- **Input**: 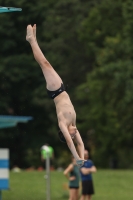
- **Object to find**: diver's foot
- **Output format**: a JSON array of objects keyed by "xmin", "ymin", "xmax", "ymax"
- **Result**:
[
  {"xmin": 33, "ymin": 24, "xmax": 37, "ymax": 41},
  {"xmin": 26, "ymin": 25, "xmax": 36, "ymax": 43},
  {"xmin": 76, "ymin": 160, "xmax": 85, "ymax": 168}
]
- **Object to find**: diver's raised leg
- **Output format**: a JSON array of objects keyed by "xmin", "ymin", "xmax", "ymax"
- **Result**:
[{"xmin": 26, "ymin": 24, "xmax": 62, "ymax": 91}]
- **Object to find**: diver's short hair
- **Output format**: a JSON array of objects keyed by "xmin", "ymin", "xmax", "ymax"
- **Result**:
[{"xmin": 58, "ymin": 129, "xmax": 66, "ymax": 143}]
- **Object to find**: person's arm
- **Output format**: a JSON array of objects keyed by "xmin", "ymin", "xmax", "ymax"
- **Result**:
[
  {"xmin": 74, "ymin": 130, "xmax": 85, "ymax": 160},
  {"xmin": 63, "ymin": 164, "xmax": 73, "ymax": 179},
  {"xmin": 80, "ymin": 166, "xmax": 97, "ymax": 175},
  {"xmin": 59, "ymin": 122, "xmax": 81, "ymax": 161}
]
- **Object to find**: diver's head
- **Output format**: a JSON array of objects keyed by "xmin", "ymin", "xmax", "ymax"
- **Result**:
[
  {"xmin": 58, "ymin": 126, "xmax": 77, "ymax": 143},
  {"xmin": 68, "ymin": 125, "xmax": 77, "ymax": 139}
]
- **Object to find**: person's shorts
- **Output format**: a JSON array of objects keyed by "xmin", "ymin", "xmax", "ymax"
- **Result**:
[
  {"xmin": 47, "ymin": 83, "xmax": 65, "ymax": 99},
  {"xmin": 69, "ymin": 186, "xmax": 79, "ymax": 189},
  {"xmin": 81, "ymin": 180, "xmax": 94, "ymax": 195}
]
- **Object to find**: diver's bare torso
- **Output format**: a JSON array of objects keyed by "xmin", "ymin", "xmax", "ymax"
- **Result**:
[{"xmin": 54, "ymin": 91, "xmax": 76, "ymax": 126}]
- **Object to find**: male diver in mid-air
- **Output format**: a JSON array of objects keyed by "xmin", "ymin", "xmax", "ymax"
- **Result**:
[{"xmin": 26, "ymin": 24, "xmax": 85, "ymax": 167}]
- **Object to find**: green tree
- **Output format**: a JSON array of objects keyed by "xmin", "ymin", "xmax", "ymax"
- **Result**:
[
  {"xmin": 76, "ymin": 0, "xmax": 133, "ymax": 168},
  {"xmin": 0, "ymin": 0, "xmax": 95, "ymax": 168}
]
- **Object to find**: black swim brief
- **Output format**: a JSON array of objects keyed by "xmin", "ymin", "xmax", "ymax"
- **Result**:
[{"xmin": 47, "ymin": 83, "xmax": 65, "ymax": 99}]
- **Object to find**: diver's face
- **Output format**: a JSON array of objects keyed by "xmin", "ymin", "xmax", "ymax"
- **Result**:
[{"xmin": 68, "ymin": 126, "xmax": 77, "ymax": 139}]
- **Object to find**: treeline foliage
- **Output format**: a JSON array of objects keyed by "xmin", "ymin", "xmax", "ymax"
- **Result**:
[
  {"xmin": 76, "ymin": 0, "xmax": 133, "ymax": 168},
  {"xmin": 0, "ymin": 0, "xmax": 133, "ymax": 168}
]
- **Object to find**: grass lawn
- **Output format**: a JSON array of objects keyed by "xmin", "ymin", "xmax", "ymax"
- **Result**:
[{"xmin": 2, "ymin": 169, "xmax": 133, "ymax": 200}]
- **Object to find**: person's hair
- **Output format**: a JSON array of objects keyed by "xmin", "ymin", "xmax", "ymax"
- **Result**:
[{"xmin": 58, "ymin": 129, "xmax": 66, "ymax": 143}]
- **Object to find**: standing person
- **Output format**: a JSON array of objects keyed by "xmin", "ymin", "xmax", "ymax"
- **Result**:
[
  {"xmin": 41, "ymin": 144, "xmax": 54, "ymax": 170},
  {"xmin": 64, "ymin": 157, "xmax": 80, "ymax": 200},
  {"xmin": 26, "ymin": 24, "xmax": 85, "ymax": 167},
  {"xmin": 80, "ymin": 150, "xmax": 97, "ymax": 200}
]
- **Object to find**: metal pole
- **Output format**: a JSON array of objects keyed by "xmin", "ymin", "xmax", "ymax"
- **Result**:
[
  {"xmin": 0, "ymin": 190, "xmax": 2, "ymax": 200},
  {"xmin": 46, "ymin": 152, "xmax": 50, "ymax": 200}
]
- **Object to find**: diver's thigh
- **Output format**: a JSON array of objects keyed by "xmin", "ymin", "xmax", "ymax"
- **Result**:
[{"xmin": 42, "ymin": 67, "xmax": 63, "ymax": 90}]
